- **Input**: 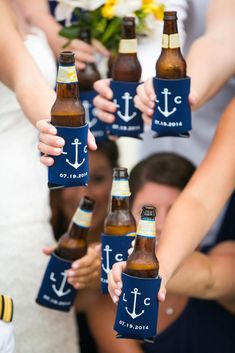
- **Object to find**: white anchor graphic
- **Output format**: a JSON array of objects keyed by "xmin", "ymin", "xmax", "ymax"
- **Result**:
[
  {"xmin": 156, "ymin": 88, "xmax": 182, "ymax": 117},
  {"xmin": 50, "ymin": 271, "xmax": 71, "ymax": 297},
  {"xmin": 125, "ymin": 288, "xmax": 145, "ymax": 319},
  {"xmin": 101, "ymin": 245, "xmax": 112, "ymax": 274},
  {"xmin": 61, "ymin": 138, "xmax": 86, "ymax": 169},
  {"xmin": 82, "ymin": 100, "xmax": 98, "ymax": 128},
  {"xmin": 114, "ymin": 92, "xmax": 136, "ymax": 123}
]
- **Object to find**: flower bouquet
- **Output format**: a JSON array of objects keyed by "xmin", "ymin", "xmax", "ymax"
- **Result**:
[{"xmin": 53, "ymin": 0, "xmax": 164, "ymax": 53}]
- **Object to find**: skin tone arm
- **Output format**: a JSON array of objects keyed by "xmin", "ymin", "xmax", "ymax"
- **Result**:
[
  {"xmin": 108, "ymin": 242, "xmax": 235, "ymax": 314},
  {"xmin": 0, "ymin": 0, "xmax": 55, "ymax": 126},
  {"xmin": 156, "ymin": 96, "xmax": 235, "ymax": 297},
  {"xmin": 17, "ymin": 0, "xmax": 109, "ymax": 68}
]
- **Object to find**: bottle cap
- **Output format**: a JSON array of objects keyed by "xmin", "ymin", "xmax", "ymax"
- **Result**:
[
  {"xmin": 80, "ymin": 196, "xmax": 95, "ymax": 212},
  {"xmin": 141, "ymin": 205, "xmax": 156, "ymax": 218},
  {"xmin": 164, "ymin": 11, "xmax": 177, "ymax": 20},
  {"xmin": 113, "ymin": 167, "xmax": 128, "ymax": 179},
  {"xmin": 59, "ymin": 51, "xmax": 75, "ymax": 65}
]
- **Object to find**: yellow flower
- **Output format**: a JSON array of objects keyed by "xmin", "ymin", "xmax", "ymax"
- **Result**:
[
  {"xmin": 101, "ymin": 4, "xmax": 116, "ymax": 19},
  {"xmin": 142, "ymin": 2, "xmax": 164, "ymax": 20}
]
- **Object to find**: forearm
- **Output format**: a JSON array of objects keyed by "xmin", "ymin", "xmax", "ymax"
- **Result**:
[
  {"xmin": 187, "ymin": 35, "xmax": 235, "ymax": 109},
  {"xmin": 157, "ymin": 98, "xmax": 235, "ymax": 283},
  {"xmin": 167, "ymin": 242, "xmax": 235, "ymax": 301},
  {"xmin": 187, "ymin": 0, "xmax": 235, "ymax": 109},
  {"xmin": 15, "ymin": 76, "xmax": 55, "ymax": 126}
]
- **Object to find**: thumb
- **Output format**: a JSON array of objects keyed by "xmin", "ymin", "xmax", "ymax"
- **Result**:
[
  {"xmin": 157, "ymin": 278, "xmax": 166, "ymax": 302},
  {"xmin": 42, "ymin": 246, "xmax": 55, "ymax": 256}
]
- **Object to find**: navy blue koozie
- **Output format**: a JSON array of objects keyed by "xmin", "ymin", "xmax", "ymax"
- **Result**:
[
  {"xmin": 48, "ymin": 123, "xmax": 89, "ymax": 188},
  {"xmin": 114, "ymin": 273, "xmax": 161, "ymax": 341},
  {"xmin": 80, "ymin": 90, "xmax": 108, "ymax": 141},
  {"xmin": 101, "ymin": 234, "xmax": 134, "ymax": 294},
  {"xmin": 151, "ymin": 77, "xmax": 192, "ymax": 137},
  {"xmin": 108, "ymin": 80, "xmax": 143, "ymax": 139},
  {"xmin": 36, "ymin": 252, "xmax": 77, "ymax": 312}
]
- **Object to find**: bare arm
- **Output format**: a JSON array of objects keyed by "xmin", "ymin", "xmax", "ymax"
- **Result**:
[
  {"xmin": 0, "ymin": 0, "xmax": 55, "ymax": 126},
  {"xmin": 157, "ymin": 96, "xmax": 235, "ymax": 285},
  {"xmin": 187, "ymin": 0, "xmax": 235, "ymax": 109},
  {"xmin": 167, "ymin": 242, "xmax": 235, "ymax": 304}
]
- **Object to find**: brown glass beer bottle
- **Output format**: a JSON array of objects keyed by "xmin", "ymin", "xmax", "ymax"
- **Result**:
[
  {"xmin": 51, "ymin": 51, "xmax": 85, "ymax": 127},
  {"xmin": 78, "ymin": 28, "xmax": 101, "ymax": 91},
  {"xmin": 112, "ymin": 17, "xmax": 142, "ymax": 82},
  {"xmin": 125, "ymin": 205, "xmax": 159, "ymax": 278},
  {"xmin": 104, "ymin": 167, "xmax": 136, "ymax": 236},
  {"xmin": 156, "ymin": 11, "xmax": 186, "ymax": 79},
  {"xmin": 55, "ymin": 196, "xmax": 95, "ymax": 261}
]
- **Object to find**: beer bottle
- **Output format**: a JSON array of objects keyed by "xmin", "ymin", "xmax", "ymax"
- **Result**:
[
  {"xmin": 156, "ymin": 11, "xmax": 186, "ymax": 79},
  {"xmin": 125, "ymin": 205, "xmax": 159, "ymax": 278},
  {"xmin": 55, "ymin": 196, "xmax": 95, "ymax": 261},
  {"xmin": 104, "ymin": 167, "xmax": 136, "ymax": 236},
  {"xmin": 112, "ymin": 16, "xmax": 142, "ymax": 82},
  {"xmin": 78, "ymin": 28, "xmax": 101, "ymax": 91},
  {"xmin": 51, "ymin": 51, "xmax": 85, "ymax": 127}
]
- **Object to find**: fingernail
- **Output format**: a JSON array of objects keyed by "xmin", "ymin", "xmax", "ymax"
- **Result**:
[
  {"xmin": 114, "ymin": 289, "xmax": 121, "ymax": 296},
  {"xmin": 74, "ymin": 283, "xmax": 80, "ymax": 289},
  {"xmin": 112, "ymin": 296, "xmax": 119, "ymax": 304},
  {"xmin": 159, "ymin": 292, "xmax": 165, "ymax": 301},
  {"xmin": 49, "ymin": 127, "xmax": 57, "ymax": 134},
  {"xmin": 150, "ymin": 94, "xmax": 156, "ymax": 101},
  {"xmin": 56, "ymin": 138, "xmax": 65, "ymax": 146},
  {"xmin": 117, "ymin": 281, "xmax": 122, "ymax": 289},
  {"xmin": 147, "ymin": 108, "xmax": 154, "ymax": 115},
  {"xmin": 72, "ymin": 262, "xmax": 79, "ymax": 270},
  {"xmin": 148, "ymin": 101, "xmax": 155, "ymax": 109},
  {"xmin": 67, "ymin": 270, "xmax": 75, "ymax": 277},
  {"xmin": 54, "ymin": 147, "xmax": 61, "ymax": 154}
]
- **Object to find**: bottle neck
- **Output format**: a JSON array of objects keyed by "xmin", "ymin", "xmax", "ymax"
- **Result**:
[
  {"xmin": 119, "ymin": 22, "xmax": 137, "ymax": 54},
  {"xmin": 162, "ymin": 20, "xmax": 180, "ymax": 50},
  {"xmin": 134, "ymin": 234, "xmax": 156, "ymax": 254},
  {"xmin": 56, "ymin": 64, "xmax": 79, "ymax": 99},
  {"xmin": 110, "ymin": 197, "xmax": 130, "ymax": 212}
]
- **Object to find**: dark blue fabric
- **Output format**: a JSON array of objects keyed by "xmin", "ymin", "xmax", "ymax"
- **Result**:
[
  {"xmin": 80, "ymin": 90, "xmax": 108, "ymax": 141},
  {"xmin": 142, "ymin": 298, "xmax": 235, "ymax": 353},
  {"xmin": 36, "ymin": 252, "xmax": 77, "ymax": 312},
  {"xmin": 114, "ymin": 273, "xmax": 161, "ymax": 341},
  {"xmin": 151, "ymin": 77, "xmax": 191, "ymax": 137},
  {"xmin": 48, "ymin": 124, "xmax": 89, "ymax": 187},
  {"xmin": 101, "ymin": 234, "xmax": 134, "ymax": 293},
  {"xmin": 108, "ymin": 80, "xmax": 144, "ymax": 138}
]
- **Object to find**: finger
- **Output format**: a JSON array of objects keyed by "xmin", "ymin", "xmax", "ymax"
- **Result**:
[
  {"xmin": 111, "ymin": 261, "xmax": 126, "ymax": 289},
  {"xmin": 157, "ymin": 282, "xmax": 166, "ymax": 302},
  {"xmin": 94, "ymin": 79, "xmax": 112, "ymax": 100},
  {"xmin": 142, "ymin": 113, "xmax": 152, "ymax": 126},
  {"xmin": 37, "ymin": 141, "xmax": 62, "ymax": 156},
  {"xmin": 144, "ymin": 78, "xmax": 156, "ymax": 101},
  {"xmin": 39, "ymin": 133, "xmax": 65, "ymax": 148},
  {"xmin": 134, "ymin": 95, "xmax": 154, "ymax": 117},
  {"xmin": 40, "ymin": 154, "xmax": 54, "ymax": 167},
  {"xmin": 75, "ymin": 51, "xmax": 95, "ymax": 63},
  {"xmin": 92, "ymin": 39, "xmax": 110, "ymax": 57},
  {"xmin": 136, "ymin": 83, "xmax": 153, "ymax": 107},
  {"xmin": 71, "ymin": 39, "xmax": 94, "ymax": 54},
  {"xmin": 76, "ymin": 61, "xmax": 86, "ymax": 70},
  {"xmin": 189, "ymin": 90, "xmax": 198, "ymax": 108},
  {"xmin": 42, "ymin": 246, "xmax": 55, "ymax": 255},
  {"xmin": 68, "ymin": 270, "xmax": 100, "ymax": 288},
  {"xmin": 128, "ymin": 247, "xmax": 133, "ymax": 256},
  {"xmin": 71, "ymin": 247, "xmax": 100, "ymax": 270},
  {"xmin": 36, "ymin": 120, "xmax": 57, "ymax": 135},
  {"xmin": 96, "ymin": 108, "xmax": 115, "ymax": 124},
  {"xmin": 88, "ymin": 130, "xmax": 97, "ymax": 151},
  {"xmin": 93, "ymin": 95, "xmax": 116, "ymax": 113},
  {"xmin": 108, "ymin": 270, "xmax": 119, "ymax": 302}
]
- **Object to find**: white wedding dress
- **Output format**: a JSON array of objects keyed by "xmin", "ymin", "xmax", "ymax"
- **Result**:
[{"xmin": 0, "ymin": 28, "xmax": 79, "ymax": 353}]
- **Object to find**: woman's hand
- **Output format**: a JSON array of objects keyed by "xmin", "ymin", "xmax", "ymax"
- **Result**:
[
  {"xmin": 36, "ymin": 120, "xmax": 97, "ymax": 167},
  {"xmin": 108, "ymin": 260, "xmax": 167, "ymax": 304},
  {"xmin": 67, "ymin": 244, "xmax": 101, "ymax": 290},
  {"xmin": 134, "ymin": 78, "xmax": 199, "ymax": 126},
  {"xmin": 93, "ymin": 79, "xmax": 117, "ymax": 124},
  {"xmin": 66, "ymin": 39, "xmax": 109, "ymax": 70}
]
